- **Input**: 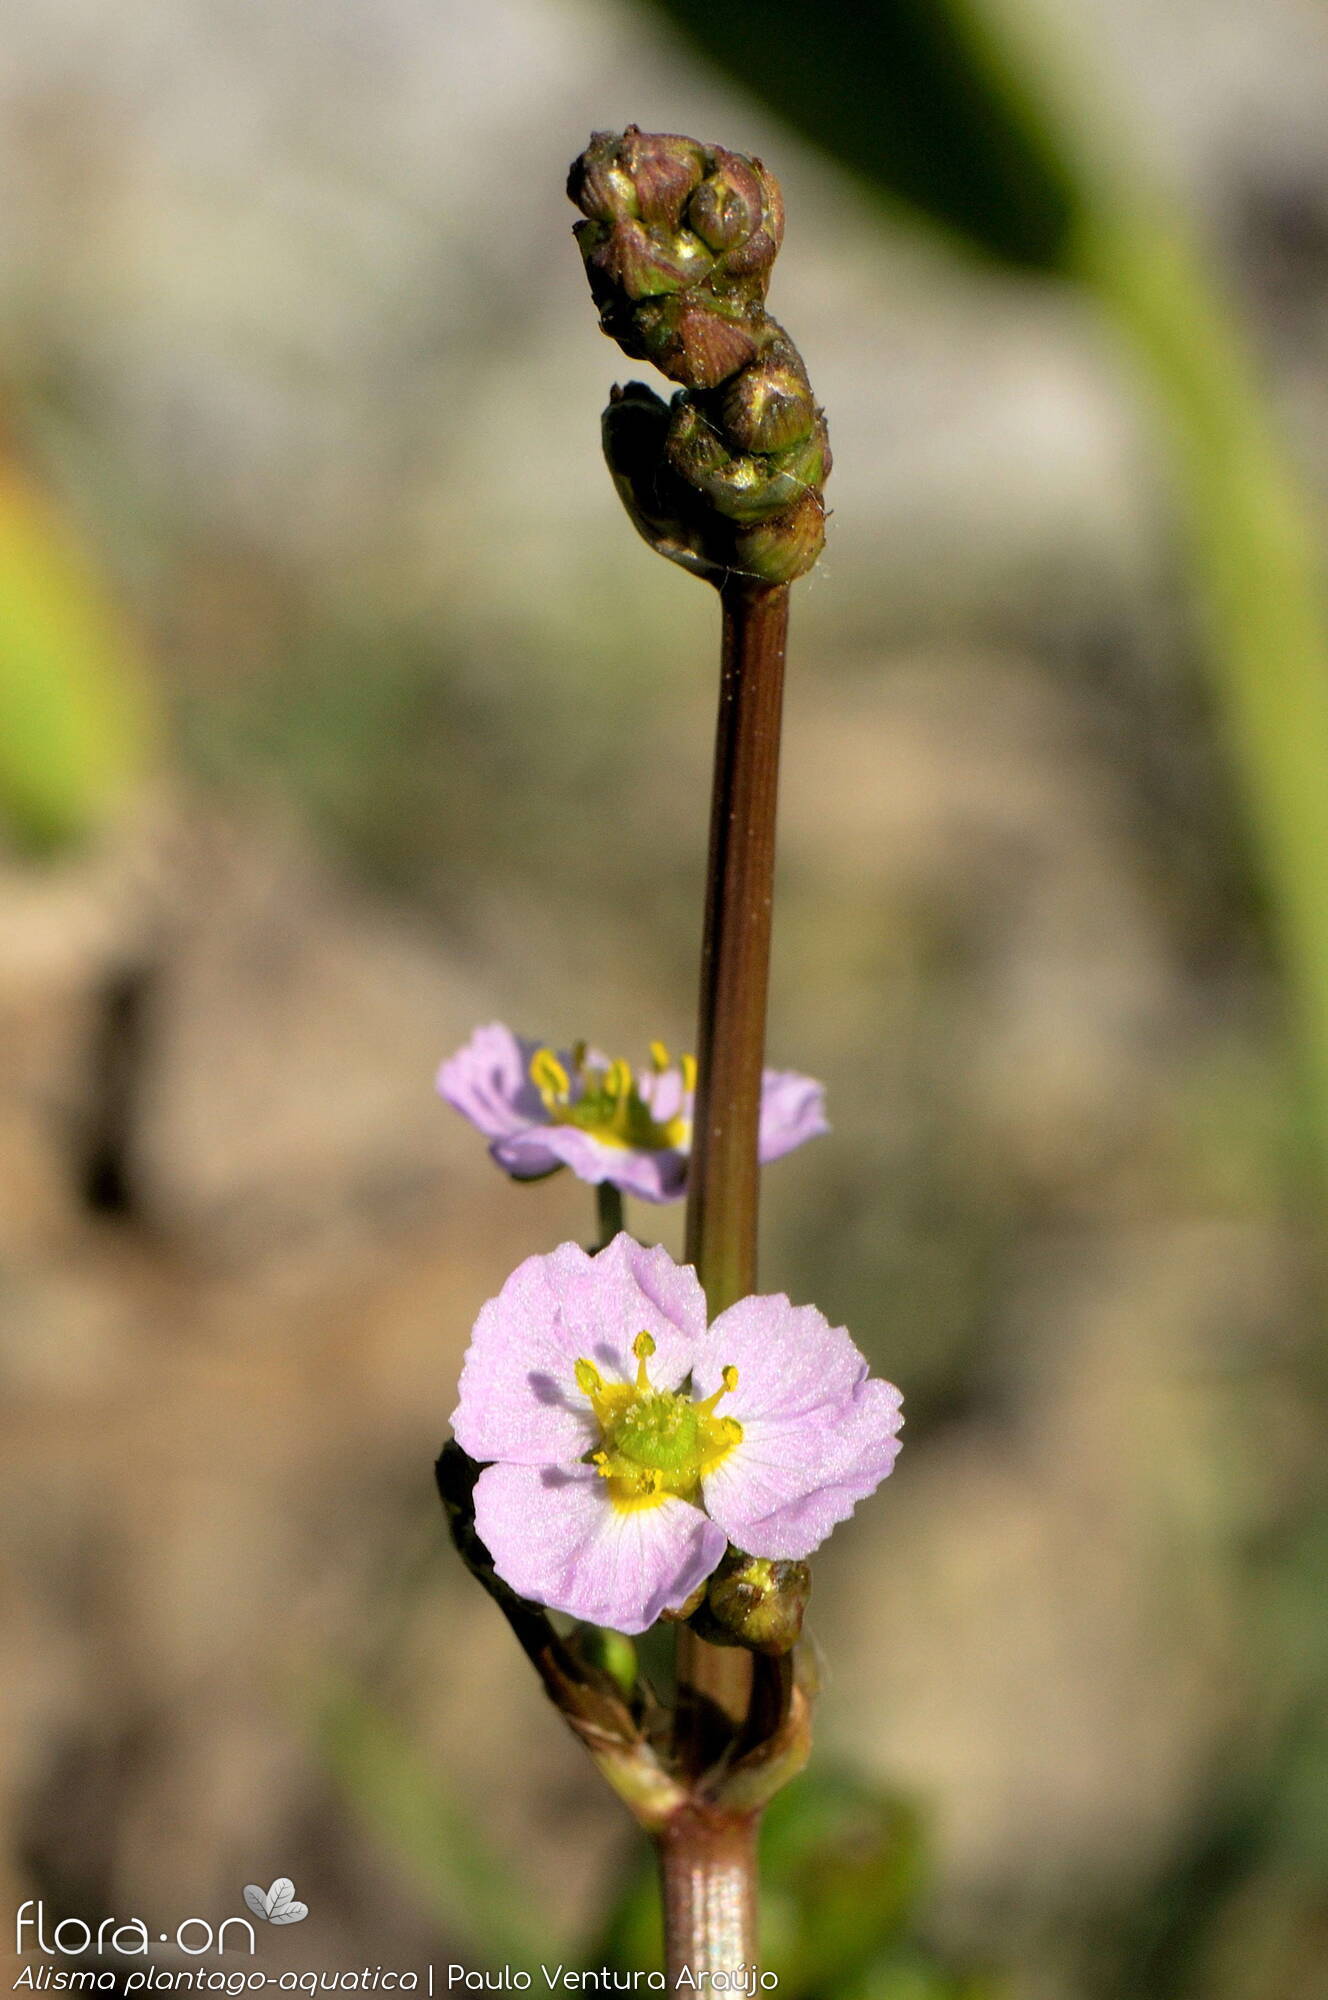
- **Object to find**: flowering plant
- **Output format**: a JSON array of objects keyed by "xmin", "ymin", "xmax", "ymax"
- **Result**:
[{"xmin": 435, "ymin": 127, "xmax": 900, "ymax": 1988}]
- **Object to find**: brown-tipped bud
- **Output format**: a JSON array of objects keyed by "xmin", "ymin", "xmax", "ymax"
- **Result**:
[
  {"xmin": 722, "ymin": 353, "xmax": 816, "ymax": 454},
  {"xmin": 691, "ymin": 1551, "xmax": 811, "ymax": 1655},
  {"xmin": 568, "ymin": 133, "xmax": 642, "ymax": 223},
  {"xmin": 571, "ymin": 129, "xmax": 829, "ymax": 587},
  {"xmin": 618, "ymin": 125, "xmax": 707, "ymax": 227},
  {"xmin": 618, "ymin": 296, "xmax": 760, "ymax": 390},
  {"xmin": 570, "ymin": 127, "xmax": 708, "ymax": 234},
  {"xmin": 578, "ymin": 216, "xmax": 711, "ymax": 304},
  {"xmin": 687, "ymin": 151, "xmax": 764, "ymax": 253},
  {"xmin": 687, "ymin": 150, "xmax": 784, "ymax": 281},
  {"xmin": 732, "ymin": 489, "xmax": 827, "ymax": 585}
]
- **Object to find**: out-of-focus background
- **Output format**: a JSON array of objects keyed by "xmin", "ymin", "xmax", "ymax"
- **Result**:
[{"xmin": 3, "ymin": 2, "xmax": 1328, "ymax": 1997}]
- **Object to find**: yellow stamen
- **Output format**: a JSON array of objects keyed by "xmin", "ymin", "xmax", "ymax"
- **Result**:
[
  {"xmin": 575, "ymin": 1357, "xmax": 604, "ymax": 1401},
  {"xmin": 529, "ymin": 1040, "xmax": 696, "ymax": 1152},
  {"xmin": 694, "ymin": 1364, "xmax": 739, "ymax": 1417},
  {"xmin": 604, "ymin": 1057, "xmax": 632, "ymax": 1100},
  {"xmin": 574, "ymin": 1337, "xmax": 743, "ymax": 1515},
  {"xmin": 530, "ymin": 1047, "xmax": 571, "ymax": 1105}
]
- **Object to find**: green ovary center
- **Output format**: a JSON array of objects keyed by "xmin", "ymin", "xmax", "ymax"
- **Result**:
[
  {"xmin": 530, "ymin": 1041, "xmax": 694, "ymax": 1152},
  {"xmin": 575, "ymin": 1334, "xmax": 742, "ymax": 1513}
]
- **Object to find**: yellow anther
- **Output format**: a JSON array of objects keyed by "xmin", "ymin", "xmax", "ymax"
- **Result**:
[
  {"xmin": 530, "ymin": 1047, "xmax": 571, "ymax": 1103},
  {"xmin": 604, "ymin": 1057, "xmax": 632, "ymax": 1099},
  {"xmin": 575, "ymin": 1358, "xmax": 605, "ymax": 1399},
  {"xmin": 632, "ymin": 1329, "xmax": 656, "ymax": 1389},
  {"xmin": 681, "ymin": 1053, "xmax": 698, "ymax": 1093},
  {"xmin": 694, "ymin": 1364, "xmax": 739, "ymax": 1417},
  {"xmin": 649, "ymin": 1040, "xmax": 670, "ymax": 1072}
]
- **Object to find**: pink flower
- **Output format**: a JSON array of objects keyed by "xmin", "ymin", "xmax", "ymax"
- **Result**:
[
  {"xmin": 437, "ymin": 1022, "xmax": 826, "ymax": 1203},
  {"xmin": 451, "ymin": 1234, "xmax": 902, "ymax": 1634}
]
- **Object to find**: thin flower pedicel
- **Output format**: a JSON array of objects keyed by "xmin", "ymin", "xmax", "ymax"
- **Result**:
[{"xmin": 450, "ymin": 1233, "xmax": 902, "ymax": 1634}]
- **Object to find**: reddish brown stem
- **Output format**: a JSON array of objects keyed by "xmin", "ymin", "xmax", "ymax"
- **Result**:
[
  {"xmin": 670, "ymin": 577, "xmax": 791, "ymax": 1973},
  {"xmin": 684, "ymin": 578, "xmax": 790, "ymax": 1314},
  {"xmin": 656, "ymin": 1807, "xmax": 760, "ymax": 1993}
]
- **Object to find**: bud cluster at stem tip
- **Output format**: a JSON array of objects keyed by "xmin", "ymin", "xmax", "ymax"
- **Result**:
[{"xmin": 568, "ymin": 126, "xmax": 831, "ymax": 588}]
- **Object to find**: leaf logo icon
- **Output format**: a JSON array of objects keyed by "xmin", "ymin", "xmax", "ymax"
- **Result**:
[{"xmin": 243, "ymin": 1879, "xmax": 309, "ymax": 1925}]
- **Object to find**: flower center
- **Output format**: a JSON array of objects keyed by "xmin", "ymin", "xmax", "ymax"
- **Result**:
[
  {"xmin": 575, "ymin": 1333, "xmax": 742, "ymax": 1512},
  {"xmin": 530, "ymin": 1041, "xmax": 695, "ymax": 1152}
]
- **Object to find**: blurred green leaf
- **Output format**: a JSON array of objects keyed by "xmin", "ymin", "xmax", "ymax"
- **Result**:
[
  {"xmin": 310, "ymin": 1674, "xmax": 556, "ymax": 1968},
  {"xmin": 649, "ymin": 0, "xmax": 1078, "ymax": 270},
  {"xmin": 0, "ymin": 450, "xmax": 153, "ymax": 850},
  {"xmin": 759, "ymin": 1769, "xmax": 927, "ymax": 1992}
]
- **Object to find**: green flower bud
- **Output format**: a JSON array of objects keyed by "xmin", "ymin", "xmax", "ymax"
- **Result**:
[
  {"xmin": 567, "ymin": 140, "xmax": 641, "ymax": 225},
  {"xmin": 666, "ymin": 399, "xmax": 828, "ymax": 524},
  {"xmin": 721, "ymin": 348, "xmax": 816, "ymax": 455},
  {"xmin": 691, "ymin": 1550, "xmax": 812, "ymax": 1655},
  {"xmin": 601, "ymin": 382, "xmax": 723, "ymax": 582},
  {"xmin": 576, "ymin": 216, "xmax": 712, "ymax": 305},
  {"xmin": 687, "ymin": 153, "xmax": 763, "ymax": 253},
  {"xmin": 732, "ymin": 490, "xmax": 827, "ymax": 586}
]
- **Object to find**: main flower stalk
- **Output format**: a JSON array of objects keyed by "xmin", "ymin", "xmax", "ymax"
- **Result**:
[
  {"xmin": 672, "ymin": 573, "xmax": 789, "ymax": 1983},
  {"xmin": 564, "ymin": 126, "xmax": 831, "ymax": 1991}
]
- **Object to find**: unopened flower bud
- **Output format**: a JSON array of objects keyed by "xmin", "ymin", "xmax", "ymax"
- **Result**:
[
  {"xmin": 721, "ymin": 350, "xmax": 817, "ymax": 455},
  {"xmin": 667, "ymin": 400, "xmax": 829, "ymax": 524},
  {"xmin": 732, "ymin": 489, "xmax": 827, "ymax": 586},
  {"xmin": 569, "ymin": 129, "xmax": 830, "ymax": 586},
  {"xmin": 687, "ymin": 153, "xmax": 764, "ymax": 253},
  {"xmin": 616, "ymin": 125, "xmax": 708, "ymax": 227},
  {"xmin": 692, "ymin": 1550, "xmax": 811, "ymax": 1655},
  {"xmin": 577, "ymin": 216, "xmax": 711, "ymax": 305},
  {"xmin": 567, "ymin": 134, "xmax": 642, "ymax": 224},
  {"xmin": 687, "ymin": 150, "xmax": 784, "ymax": 280},
  {"xmin": 601, "ymin": 382, "xmax": 720, "ymax": 581}
]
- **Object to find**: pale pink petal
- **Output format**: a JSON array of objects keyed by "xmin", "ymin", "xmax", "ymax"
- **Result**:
[
  {"xmin": 691, "ymin": 1293, "xmax": 867, "ymax": 1421},
  {"xmin": 436, "ymin": 1023, "xmax": 550, "ymax": 1140},
  {"xmin": 473, "ymin": 1461, "xmax": 727, "ymax": 1633},
  {"xmin": 493, "ymin": 1124, "xmax": 688, "ymax": 1202},
  {"xmin": 757, "ymin": 1068, "xmax": 829, "ymax": 1162},
  {"xmin": 451, "ymin": 1235, "xmax": 706, "ymax": 1463},
  {"xmin": 703, "ymin": 1380, "xmax": 903, "ymax": 1559}
]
